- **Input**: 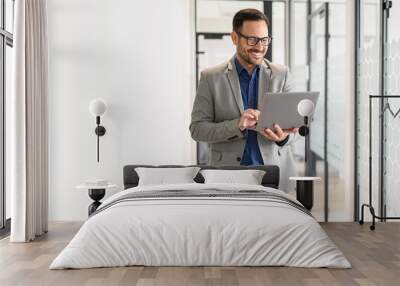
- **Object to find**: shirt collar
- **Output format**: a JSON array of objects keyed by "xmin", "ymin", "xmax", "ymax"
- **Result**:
[{"xmin": 234, "ymin": 56, "xmax": 260, "ymax": 76}]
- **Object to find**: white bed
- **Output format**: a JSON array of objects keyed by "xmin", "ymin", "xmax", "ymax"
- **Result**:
[{"xmin": 50, "ymin": 183, "xmax": 350, "ymax": 269}]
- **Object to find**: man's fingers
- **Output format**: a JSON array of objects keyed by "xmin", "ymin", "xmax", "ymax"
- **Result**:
[
  {"xmin": 249, "ymin": 109, "xmax": 261, "ymax": 120},
  {"xmin": 273, "ymin": 124, "xmax": 285, "ymax": 138},
  {"xmin": 263, "ymin": 128, "xmax": 279, "ymax": 141},
  {"xmin": 244, "ymin": 109, "xmax": 260, "ymax": 120},
  {"xmin": 243, "ymin": 113, "xmax": 257, "ymax": 120},
  {"xmin": 259, "ymin": 130, "xmax": 272, "ymax": 140},
  {"xmin": 283, "ymin": 127, "xmax": 299, "ymax": 133},
  {"xmin": 239, "ymin": 110, "xmax": 261, "ymax": 130}
]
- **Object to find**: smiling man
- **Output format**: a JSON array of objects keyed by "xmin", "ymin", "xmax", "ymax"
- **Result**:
[{"xmin": 190, "ymin": 8, "xmax": 298, "ymax": 168}]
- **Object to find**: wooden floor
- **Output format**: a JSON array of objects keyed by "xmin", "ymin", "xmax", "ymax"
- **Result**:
[{"xmin": 0, "ymin": 222, "xmax": 399, "ymax": 286}]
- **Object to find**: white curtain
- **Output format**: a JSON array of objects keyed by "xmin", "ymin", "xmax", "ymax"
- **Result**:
[{"xmin": 10, "ymin": 0, "xmax": 48, "ymax": 242}]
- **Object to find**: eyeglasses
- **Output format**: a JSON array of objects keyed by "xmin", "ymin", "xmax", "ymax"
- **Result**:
[{"xmin": 237, "ymin": 31, "xmax": 272, "ymax": 46}]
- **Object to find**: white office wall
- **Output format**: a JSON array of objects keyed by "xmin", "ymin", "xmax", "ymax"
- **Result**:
[{"xmin": 47, "ymin": 0, "xmax": 196, "ymax": 221}]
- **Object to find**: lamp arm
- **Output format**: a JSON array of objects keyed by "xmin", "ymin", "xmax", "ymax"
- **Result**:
[
  {"xmin": 94, "ymin": 116, "xmax": 106, "ymax": 162},
  {"xmin": 97, "ymin": 124, "xmax": 100, "ymax": 162},
  {"xmin": 96, "ymin": 116, "xmax": 100, "ymax": 162},
  {"xmin": 299, "ymin": 116, "xmax": 309, "ymax": 137}
]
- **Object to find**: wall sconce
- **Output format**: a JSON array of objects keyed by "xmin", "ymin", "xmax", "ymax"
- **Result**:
[
  {"xmin": 89, "ymin": 98, "xmax": 107, "ymax": 162},
  {"xmin": 297, "ymin": 99, "xmax": 315, "ymax": 165},
  {"xmin": 297, "ymin": 99, "xmax": 315, "ymax": 137}
]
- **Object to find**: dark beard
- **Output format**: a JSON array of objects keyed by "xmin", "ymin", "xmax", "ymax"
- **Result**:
[{"xmin": 237, "ymin": 45, "xmax": 265, "ymax": 66}]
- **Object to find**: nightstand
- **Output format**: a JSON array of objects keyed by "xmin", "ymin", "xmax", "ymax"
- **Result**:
[
  {"xmin": 289, "ymin": 177, "xmax": 321, "ymax": 210},
  {"xmin": 76, "ymin": 183, "xmax": 117, "ymax": 216}
]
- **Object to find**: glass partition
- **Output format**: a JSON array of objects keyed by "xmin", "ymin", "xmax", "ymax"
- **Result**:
[
  {"xmin": 5, "ymin": 0, "xmax": 13, "ymax": 32},
  {"xmin": 290, "ymin": 0, "xmax": 308, "ymax": 174},
  {"xmin": 0, "ymin": 0, "xmax": 14, "ymax": 231},
  {"xmin": 271, "ymin": 1, "xmax": 286, "ymax": 64},
  {"xmin": 356, "ymin": 0, "xmax": 381, "ymax": 221},
  {"xmin": 197, "ymin": 0, "xmax": 264, "ymax": 33},
  {"xmin": 5, "ymin": 44, "xmax": 12, "ymax": 220},
  {"xmin": 325, "ymin": 1, "xmax": 348, "ymax": 221},
  {"xmin": 308, "ymin": 3, "xmax": 328, "ymax": 221},
  {"xmin": 307, "ymin": 0, "xmax": 353, "ymax": 221},
  {"xmin": 0, "ymin": 35, "xmax": 3, "ymax": 229},
  {"xmin": 383, "ymin": 1, "xmax": 400, "ymax": 217}
]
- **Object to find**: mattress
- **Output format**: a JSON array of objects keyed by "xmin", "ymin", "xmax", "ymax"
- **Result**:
[{"xmin": 50, "ymin": 183, "xmax": 350, "ymax": 269}]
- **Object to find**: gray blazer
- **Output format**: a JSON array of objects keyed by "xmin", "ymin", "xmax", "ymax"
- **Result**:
[
  {"xmin": 190, "ymin": 56, "xmax": 298, "ymax": 191},
  {"xmin": 191, "ymin": 55, "xmax": 294, "ymax": 160}
]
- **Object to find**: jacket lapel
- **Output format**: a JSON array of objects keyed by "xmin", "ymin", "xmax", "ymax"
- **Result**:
[
  {"xmin": 226, "ymin": 57, "xmax": 272, "ymax": 112},
  {"xmin": 258, "ymin": 59, "xmax": 272, "ymax": 108},
  {"xmin": 226, "ymin": 57, "xmax": 244, "ymax": 113}
]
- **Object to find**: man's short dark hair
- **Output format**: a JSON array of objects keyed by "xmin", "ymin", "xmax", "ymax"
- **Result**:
[{"xmin": 232, "ymin": 8, "xmax": 270, "ymax": 33}]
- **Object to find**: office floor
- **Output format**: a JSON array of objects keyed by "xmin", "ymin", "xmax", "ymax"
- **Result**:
[{"xmin": 0, "ymin": 222, "xmax": 399, "ymax": 286}]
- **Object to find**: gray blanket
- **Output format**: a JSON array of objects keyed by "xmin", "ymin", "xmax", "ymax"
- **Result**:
[{"xmin": 92, "ymin": 189, "xmax": 312, "ymax": 218}]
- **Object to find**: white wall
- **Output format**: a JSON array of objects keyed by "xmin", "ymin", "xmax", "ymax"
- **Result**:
[{"xmin": 48, "ymin": 0, "xmax": 196, "ymax": 221}]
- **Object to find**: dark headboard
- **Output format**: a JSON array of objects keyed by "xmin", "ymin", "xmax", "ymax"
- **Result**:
[{"xmin": 123, "ymin": 165, "xmax": 280, "ymax": 189}]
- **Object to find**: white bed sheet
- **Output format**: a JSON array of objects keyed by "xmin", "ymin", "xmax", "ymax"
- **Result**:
[{"xmin": 50, "ymin": 183, "xmax": 350, "ymax": 269}]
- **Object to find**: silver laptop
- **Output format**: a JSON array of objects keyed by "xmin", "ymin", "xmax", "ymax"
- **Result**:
[{"xmin": 254, "ymin": 91, "xmax": 320, "ymax": 131}]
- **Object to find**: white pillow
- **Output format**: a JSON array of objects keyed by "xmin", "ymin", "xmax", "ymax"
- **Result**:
[
  {"xmin": 200, "ymin": 169, "xmax": 266, "ymax": 185},
  {"xmin": 135, "ymin": 167, "xmax": 200, "ymax": 186}
]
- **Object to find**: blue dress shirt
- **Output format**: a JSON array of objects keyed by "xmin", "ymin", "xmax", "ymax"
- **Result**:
[{"xmin": 235, "ymin": 58, "xmax": 264, "ymax": 166}]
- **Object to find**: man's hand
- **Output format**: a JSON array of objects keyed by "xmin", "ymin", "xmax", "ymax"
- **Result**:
[
  {"xmin": 238, "ymin": 109, "xmax": 260, "ymax": 131},
  {"xmin": 260, "ymin": 123, "xmax": 298, "ymax": 142}
]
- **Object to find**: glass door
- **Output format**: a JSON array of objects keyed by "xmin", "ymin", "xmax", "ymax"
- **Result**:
[
  {"xmin": 383, "ymin": 0, "xmax": 400, "ymax": 217},
  {"xmin": 355, "ymin": 0, "xmax": 400, "ymax": 222},
  {"xmin": 308, "ymin": 3, "xmax": 329, "ymax": 221},
  {"xmin": 1, "ymin": 0, "xmax": 14, "ymax": 233},
  {"xmin": 0, "ymin": 29, "xmax": 3, "ymax": 229}
]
